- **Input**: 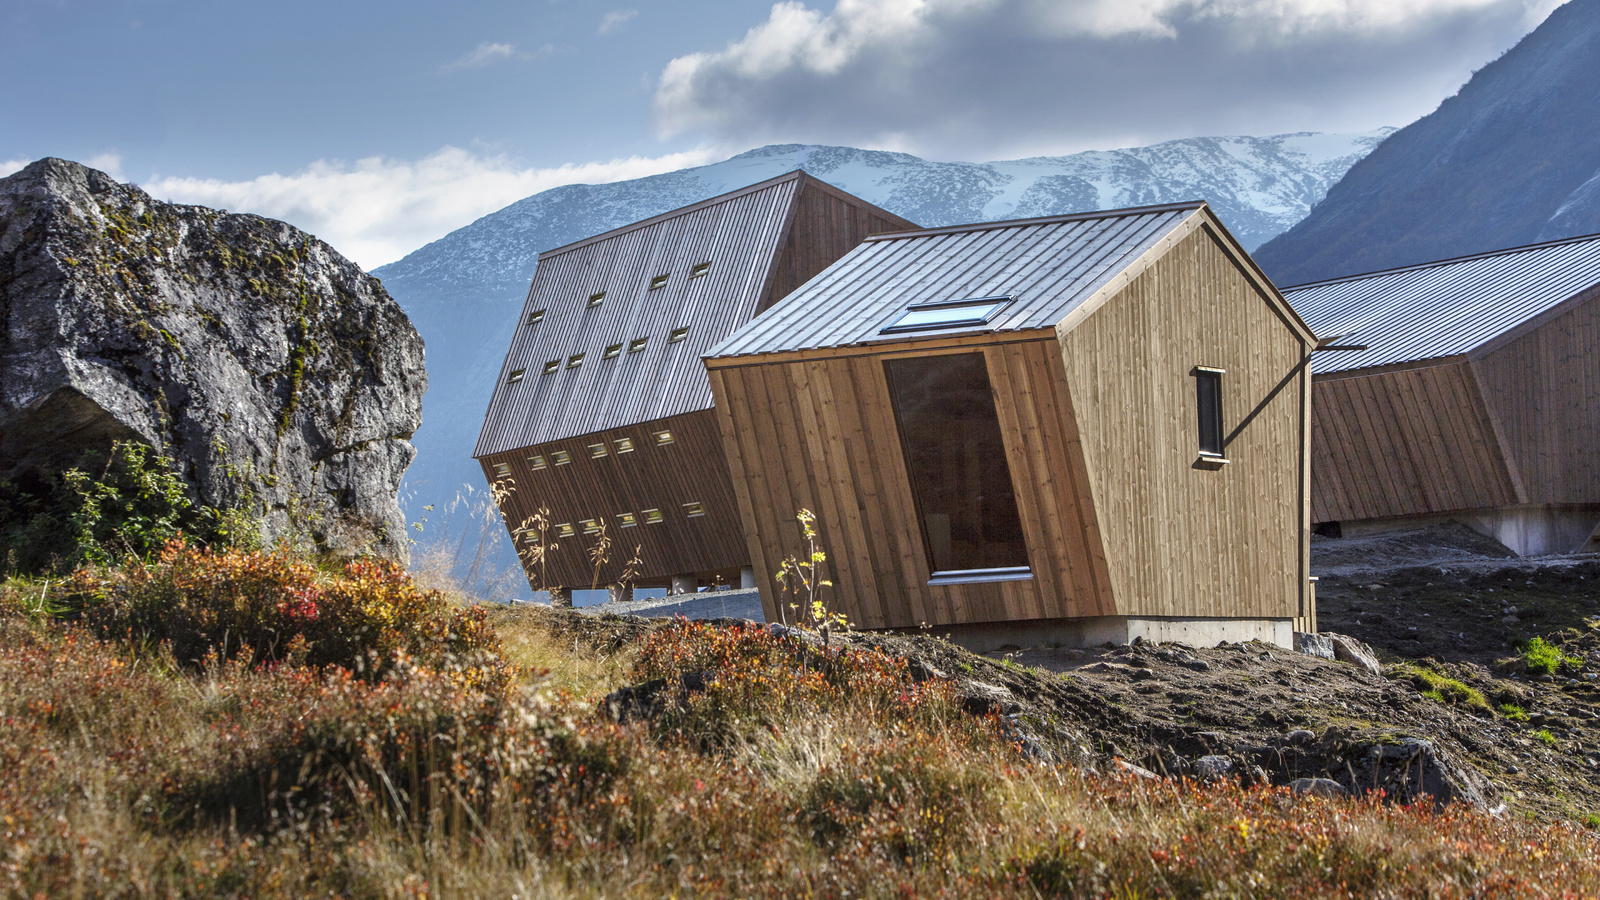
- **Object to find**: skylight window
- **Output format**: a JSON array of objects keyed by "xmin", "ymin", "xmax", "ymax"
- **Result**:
[
  {"xmin": 587, "ymin": 291, "xmax": 606, "ymax": 308},
  {"xmin": 881, "ymin": 296, "xmax": 1011, "ymax": 335},
  {"xmin": 649, "ymin": 273, "xmax": 669, "ymax": 290},
  {"xmin": 629, "ymin": 337, "xmax": 648, "ymax": 353},
  {"xmin": 603, "ymin": 343, "xmax": 623, "ymax": 359},
  {"xmin": 669, "ymin": 327, "xmax": 689, "ymax": 343},
  {"xmin": 689, "ymin": 261, "xmax": 711, "ymax": 279},
  {"xmin": 505, "ymin": 368, "xmax": 525, "ymax": 384},
  {"xmin": 542, "ymin": 360, "xmax": 560, "ymax": 375},
  {"xmin": 566, "ymin": 353, "xmax": 584, "ymax": 369},
  {"xmin": 526, "ymin": 309, "xmax": 545, "ymax": 326}
]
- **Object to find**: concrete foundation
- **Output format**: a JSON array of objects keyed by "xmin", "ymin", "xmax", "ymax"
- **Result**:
[
  {"xmin": 1336, "ymin": 506, "xmax": 1600, "ymax": 556},
  {"xmin": 607, "ymin": 583, "xmax": 634, "ymax": 603},
  {"xmin": 740, "ymin": 566, "xmax": 757, "ymax": 589},
  {"xmin": 669, "ymin": 574, "xmax": 697, "ymax": 595},
  {"xmin": 935, "ymin": 616, "xmax": 1294, "ymax": 654}
]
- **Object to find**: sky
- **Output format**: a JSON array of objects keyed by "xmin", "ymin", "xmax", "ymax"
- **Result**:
[{"xmin": 0, "ymin": 0, "xmax": 1565, "ymax": 268}]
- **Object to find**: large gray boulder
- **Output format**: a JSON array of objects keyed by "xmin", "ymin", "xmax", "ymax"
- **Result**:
[{"xmin": 0, "ymin": 158, "xmax": 425, "ymax": 561}]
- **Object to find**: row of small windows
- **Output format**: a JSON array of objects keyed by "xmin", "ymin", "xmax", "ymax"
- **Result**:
[
  {"xmin": 522, "ymin": 262, "xmax": 714, "ymax": 327},
  {"xmin": 489, "ymin": 429, "xmax": 676, "ymax": 479},
  {"xmin": 504, "ymin": 328, "xmax": 692, "ymax": 384},
  {"xmin": 551, "ymin": 501, "xmax": 707, "ymax": 537}
]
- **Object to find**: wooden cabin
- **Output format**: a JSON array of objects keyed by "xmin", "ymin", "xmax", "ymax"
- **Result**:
[
  {"xmin": 475, "ymin": 172, "xmax": 917, "ymax": 597},
  {"xmin": 703, "ymin": 202, "xmax": 1317, "ymax": 649},
  {"xmin": 1285, "ymin": 233, "xmax": 1600, "ymax": 556}
]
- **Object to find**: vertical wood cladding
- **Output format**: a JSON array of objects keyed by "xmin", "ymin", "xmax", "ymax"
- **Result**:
[
  {"xmin": 1474, "ymin": 287, "xmax": 1600, "ymax": 506},
  {"xmin": 479, "ymin": 409, "xmax": 747, "ymax": 589},
  {"xmin": 1057, "ymin": 225, "xmax": 1309, "ymax": 620},
  {"xmin": 759, "ymin": 182, "xmax": 921, "ymax": 315},
  {"xmin": 710, "ymin": 338, "xmax": 1115, "ymax": 630},
  {"xmin": 1309, "ymin": 362, "xmax": 1520, "ymax": 523}
]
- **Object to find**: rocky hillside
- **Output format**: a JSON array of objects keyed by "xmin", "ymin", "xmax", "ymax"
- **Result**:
[
  {"xmin": 0, "ymin": 159, "xmax": 425, "ymax": 560},
  {"xmin": 375, "ymin": 132, "xmax": 1390, "ymax": 520},
  {"xmin": 1256, "ymin": 0, "xmax": 1600, "ymax": 285}
]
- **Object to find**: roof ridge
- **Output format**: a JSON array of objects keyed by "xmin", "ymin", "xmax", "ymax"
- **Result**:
[
  {"xmin": 861, "ymin": 200, "xmax": 1208, "ymax": 242},
  {"xmin": 1281, "ymin": 230, "xmax": 1600, "ymax": 291},
  {"xmin": 536, "ymin": 170, "xmax": 808, "ymax": 260}
]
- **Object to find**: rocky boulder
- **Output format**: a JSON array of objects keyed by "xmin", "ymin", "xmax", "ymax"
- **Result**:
[{"xmin": 0, "ymin": 159, "xmax": 425, "ymax": 561}]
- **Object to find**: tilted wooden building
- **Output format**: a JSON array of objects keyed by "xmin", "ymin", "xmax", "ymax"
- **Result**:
[
  {"xmin": 1285, "ymin": 233, "xmax": 1600, "ymax": 556},
  {"xmin": 704, "ymin": 202, "xmax": 1317, "ymax": 648},
  {"xmin": 475, "ymin": 172, "xmax": 917, "ymax": 594}
]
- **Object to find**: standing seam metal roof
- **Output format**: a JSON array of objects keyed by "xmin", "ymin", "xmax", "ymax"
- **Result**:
[
  {"xmin": 704, "ymin": 202, "xmax": 1205, "ymax": 359},
  {"xmin": 1283, "ymin": 232, "xmax": 1600, "ymax": 375}
]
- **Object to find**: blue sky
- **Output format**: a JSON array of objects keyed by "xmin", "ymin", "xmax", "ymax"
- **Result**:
[{"xmin": 1, "ymin": 0, "xmax": 1563, "ymax": 267}]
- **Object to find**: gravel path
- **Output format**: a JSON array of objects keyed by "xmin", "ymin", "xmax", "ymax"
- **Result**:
[{"xmin": 572, "ymin": 587, "xmax": 767, "ymax": 622}]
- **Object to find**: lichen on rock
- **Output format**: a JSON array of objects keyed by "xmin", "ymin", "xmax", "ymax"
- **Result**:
[{"xmin": 0, "ymin": 158, "xmax": 425, "ymax": 562}]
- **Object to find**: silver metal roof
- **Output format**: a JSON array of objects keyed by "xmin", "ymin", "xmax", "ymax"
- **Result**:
[
  {"xmin": 1285, "ymin": 232, "xmax": 1600, "ymax": 374},
  {"xmin": 705, "ymin": 202, "xmax": 1206, "ymax": 359}
]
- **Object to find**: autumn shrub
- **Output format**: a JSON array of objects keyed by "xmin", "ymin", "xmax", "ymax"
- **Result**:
[{"xmin": 65, "ymin": 539, "xmax": 506, "ymax": 690}]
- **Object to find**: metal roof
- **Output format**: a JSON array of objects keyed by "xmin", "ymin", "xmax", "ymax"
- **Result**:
[
  {"xmin": 1284, "ymin": 232, "xmax": 1600, "ymax": 374},
  {"xmin": 474, "ymin": 173, "xmax": 805, "ymax": 456},
  {"xmin": 704, "ymin": 202, "xmax": 1207, "ymax": 359}
]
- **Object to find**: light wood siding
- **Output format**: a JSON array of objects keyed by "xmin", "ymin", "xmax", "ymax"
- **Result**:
[
  {"xmin": 1057, "ymin": 225, "xmax": 1308, "ymax": 620},
  {"xmin": 758, "ymin": 181, "xmax": 919, "ymax": 315},
  {"xmin": 709, "ymin": 339, "xmax": 1113, "ymax": 629},
  {"xmin": 480, "ymin": 409, "xmax": 747, "ymax": 589},
  {"xmin": 1473, "ymin": 288, "xmax": 1600, "ymax": 505},
  {"xmin": 1309, "ymin": 362, "xmax": 1519, "ymax": 522}
]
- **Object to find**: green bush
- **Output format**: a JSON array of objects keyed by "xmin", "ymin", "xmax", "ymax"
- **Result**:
[{"xmin": 1521, "ymin": 637, "xmax": 1580, "ymax": 676}]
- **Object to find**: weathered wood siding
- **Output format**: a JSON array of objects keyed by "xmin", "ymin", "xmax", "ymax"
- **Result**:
[
  {"xmin": 1473, "ymin": 287, "xmax": 1600, "ymax": 505},
  {"xmin": 759, "ymin": 181, "xmax": 920, "ymax": 315},
  {"xmin": 708, "ymin": 338, "xmax": 1115, "ymax": 629},
  {"xmin": 1057, "ymin": 225, "xmax": 1309, "ymax": 619},
  {"xmin": 1309, "ymin": 362, "xmax": 1519, "ymax": 522},
  {"xmin": 479, "ymin": 409, "xmax": 747, "ymax": 589}
]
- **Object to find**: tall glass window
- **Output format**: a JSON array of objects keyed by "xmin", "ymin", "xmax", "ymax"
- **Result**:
[
  {"xmin": 1196, "ymin": 368, "xmax": 1224, "ymax": 457},
  {"xmin": 884, "ymin": 353, "xmax": 1031, "ymax": 581}
]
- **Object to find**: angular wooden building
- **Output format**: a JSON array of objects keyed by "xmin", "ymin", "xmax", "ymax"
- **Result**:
[
  {"xmin": 1285, "ymin": 233, "xmax": 1600, "ymax": 556},
  {"xmin": 475, "ymin": 172, "xmax": 917, "ymax": 594},
  {"xmin": 704, "ymin": 202, "xmax": 1318, "ymax": 648}
]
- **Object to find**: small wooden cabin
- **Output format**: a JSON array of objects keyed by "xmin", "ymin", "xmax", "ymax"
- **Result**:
[
  {"xmin": 703, "ymin": 202, "xmax": 1317, "ymax": 648},
  {"xmin": 475, "ymin": 172, "xmax": 916, "ymax": 595},
  {"xmin": 1285, "ymin": 233, "xmax": 1600, "ymax": 556}
]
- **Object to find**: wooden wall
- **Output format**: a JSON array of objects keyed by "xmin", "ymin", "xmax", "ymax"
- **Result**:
[
  {"xmin": 708, "ymin": 337, "xmax": 1116, "ymax": 629},
  {"xmin": 1058, "ymin": 224, "xmax": 1309, "ymax": 620},
  {"xmin": 479, "ymin": 408, "xmax": 748, "ymax": 589},
  {"xmin": 759, "ymin": 181, "xmax": 919, "ymax": 315},
  {"xmin": 1474, "ymin": 286, "xmax": 1600, "ymax": 506},
  {"xmin": 1309, "ymin": 361, "xmax": 1520, "ymax": 523}
]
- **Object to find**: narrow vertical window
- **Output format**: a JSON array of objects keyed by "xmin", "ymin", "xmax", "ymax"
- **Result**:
[
  {"xmin": 884, "ymin": 353, "xmax": 1031, "ymax": 583},
  {"xmin": 1195, "ymin": 367, "xmax": 1225, "ymax": 458}
]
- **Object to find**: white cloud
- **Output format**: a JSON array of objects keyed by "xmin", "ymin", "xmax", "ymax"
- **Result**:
[
  {"xmin": 652, "ymin": 0, "xmax": 1550, "ymax": 158},
  {"xmin": 1, "ymin": 159, "xmax": 28, "ymax": 178},
  {"xmin": 442, "ymin": 41, "xmax": 518, "ymax": 71},
  {"xmin": 84, "ymin": 152, "xmax": 124, "ymax": 179},
  {"xmin": 146, "ymin": 146, "xmax": 722, "ymax": 269},
  {"xmin": 598, "ymin": 9, "xmax": 638, "ymax": 35}
]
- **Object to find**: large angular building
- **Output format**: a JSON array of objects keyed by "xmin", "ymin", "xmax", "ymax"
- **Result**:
[
  {"xmin": 704, "ymin": 202, "xmax": 1319, "ymax": 648},
  {"xmin": 475, "ymin": 172, "xmax": 917, "ymax": 596},
  {"xmin": 1286, "ymin": 233, "xmax": 1600, "ymax": 556}
]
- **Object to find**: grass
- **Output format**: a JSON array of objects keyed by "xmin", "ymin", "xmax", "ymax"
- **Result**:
[
  {"xmin": 1501, "ymin": 702, "xmax": 1530, "ymax": 722},
  {"xmin": 1394, "ymin": 662, "xmax": 1493, "ymax": 714},
  {"xmin": 1522, "ymin": 636, "xmax": 1583, "ymax": 676},
  {"xmin": 3, "ymin": 549, "xmax": 1600, "ymax": 897},
  {"xmin": 1536, "ymin": 728, "xmax": 1559, "ymax": 747}
]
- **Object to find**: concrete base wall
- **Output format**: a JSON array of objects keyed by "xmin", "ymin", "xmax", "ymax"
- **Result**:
[
  {"xmin": 1337, "ymin": 506, "xmax": 1600, "ymax": 556},
  {"xmin": 934, "ymin": 616, "xmax": 1294, "ymax": 653}
]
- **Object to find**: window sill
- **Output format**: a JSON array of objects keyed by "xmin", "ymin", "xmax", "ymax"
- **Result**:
[
  {"xmin": 1193, "ymin": 455, "xmax": 1230, "ymax": 471},
  {"xmin": 927, "ymin": 566, "xmax": 1033, "ymax": 586}
]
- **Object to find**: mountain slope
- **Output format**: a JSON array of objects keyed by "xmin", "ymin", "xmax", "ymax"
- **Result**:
[
  {"xmin": 1256, "ymin": 0, "xmax": 1600, "ymax": 286},
  {"xmin": 374, "ymin": 133, "xmax": 1390, "ymax": 531}
]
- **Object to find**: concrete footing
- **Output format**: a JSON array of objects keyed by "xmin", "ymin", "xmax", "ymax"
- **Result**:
[
  {"xmin": 1335, "ymin": 506, "xmax": 1600, "ymax": 556},
  {"xmin": 740, "ymin": 566, "xmax": 757, "ymax": 589},
  {"xmin": 669, "ymin": 574, "xmax": 697, "ymax": 595},
  {"xmin": 608, "ymin": 583, "xmax": 634, "ymax": 603},
  {"xmin": 936, "ymin": 616, "xmax": 1294, "ymax": 654}
]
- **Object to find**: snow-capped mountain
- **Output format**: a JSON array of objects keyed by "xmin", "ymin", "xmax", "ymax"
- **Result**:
[{"xmin": 375, "ymin": 132, "xmax": 1392, "ymax": 523}]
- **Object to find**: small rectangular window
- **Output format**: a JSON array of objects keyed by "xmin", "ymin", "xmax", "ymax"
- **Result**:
[
  {"xmin": 526, "ymin": 309, "xmax": 545, "ymax": 325},
  {"xmin": 642, "ymin": 508, "xmax": 665, "ymax": 524},
  {"xmin": 689, "ymin": 261, "xmax": 711, "ymax": 279},
  {"xmin": 492, "ymin": 462, "xmax": 510, "ymax": 477},
  {"xmin": 505, "ymin": 368, "xmax": 525, "ymax": 384},
  {"xmin": 682, "ymin": 501, "xmax": 706, "ymax": 518},
  {"xmin": 603, "ymin": 343, "xmax": 623, "ymax": 359},
  {"xmin": 542, "ymin": 360, "xmax": 560, "ymax": 375},
  {"xmin": 556, "ymin": 523, "xmax": 576, "ymax": 538},
  {"xmin": 653, "ymin": 429, "xmax": 674, "ymax": 446},
  {"xmin": 1196, "ymin": 367, "xmax": 1225, "ymax": 458},
  {"xmin": 581, "ymin": 518, "xmax": 602, "ymax": 535},
  {"xmin": 616, "ymin": 512, "xmax": 638, "ymax": 528},
  {"xmin": 588, "ymin": 442, "xmax": 608, "ymax": 459},
  {"xmin": 649, "ymin": 273, "xmax": 669, "ymax": 290},
  {"xmin": 629, "ymin": 337, "xmax": 648, "ymax": 353},
  {"xmin": 614, "ymin": 437, "xmax": 635, "ymax": 453},
  {"xmin": 881, "ymin": 296, "xmax": 1010, "ymax": 334},
  {"xmin": 552, "ymin": 450, "xmax": 571, "ymax": 466},
  {"xmin": 587, "ymin": 291, "xmax": 606, "ymax": 308},
  {"xmin": 528, "ymin": 454, "xmax": 547, "ymax": 470},
  {"xmin": 669, "ymin": 327, "xmax": 690, "ymax": 343},
  {"xmin": 566, "ymin": 353, "xmax": 584, "ymax": 369}
]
